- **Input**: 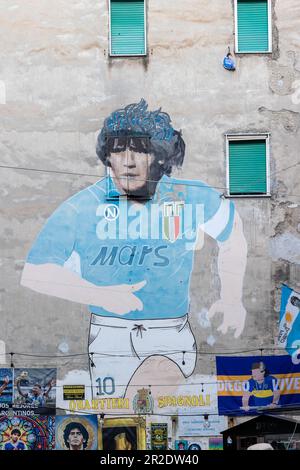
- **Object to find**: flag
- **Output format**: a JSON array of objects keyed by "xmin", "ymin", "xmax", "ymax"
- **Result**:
[{"xmin": 278, "ymin": 285, "xmax": 300, "ymax": 355}]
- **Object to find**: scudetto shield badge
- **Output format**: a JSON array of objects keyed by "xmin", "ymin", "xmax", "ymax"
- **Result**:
[
  {"xmin": 163, "ymin": 201, "xmax": 184, "ymax": 242},
  {"xmin": 133, "ymin": 388, "xmax": 154, "ymax": 414}
]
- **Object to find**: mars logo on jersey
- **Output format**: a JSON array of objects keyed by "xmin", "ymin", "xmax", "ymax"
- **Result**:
[
  {"xmin": 163, "ymin": 202, "xmax": 184, "ymax": 243},
  {"xmin": 95, "ymin": 201, "xmax": 203, "ymax": 248}
]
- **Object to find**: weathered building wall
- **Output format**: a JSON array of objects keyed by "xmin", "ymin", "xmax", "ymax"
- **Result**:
[{"xmin": 0, "ymin": 0, "xmax": 299, "ymax": 435}]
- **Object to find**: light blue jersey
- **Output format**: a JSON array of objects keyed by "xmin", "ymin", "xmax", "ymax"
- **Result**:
[
  {"xmin": 27, "ymin": 175, "xmax": 234, "ymax": 320},
  {"xmin": 27, "ymin": 392, "xmax": 46, "ymax": 407}
]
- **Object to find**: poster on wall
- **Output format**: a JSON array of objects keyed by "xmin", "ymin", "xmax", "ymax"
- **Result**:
[
  {"xmin": 188, "ymin": 442, "xmax": 203, "ymax": 451},
  {"xmin": 63, "ymin": 385, "xmax": 85, "ymax": 401},
  {"xmin": 217, "ymin": 355, "xmax": 300, "ymax": 415},
  {"xmin": 151, "ymin": 423, "xmax": 168, "ymax": 450},
  {"xmin": 175, "ymin": 439, "xmax": 189, "ymax": 450},
  {"xmin": 0, "ymin": 369, "xmax": 13, "ymax": 410},
  {"xmin": 99, "ymin": 417, "xmax": 146, "ymax": 450},
  {"xmin": 55, "ymin": 415, "xmax": 98, "ymax": 450},
  {"xmin": 0, "ymin": 415, "xmax": 55, "ymax": 450},
  {"xmin": 178, "ymin": 414, "xmax": 227, "ymax": 437},
  {"xmin": 13, "ymin": 369, "xmax": 56, "ymax": 415},
  {"xmin": 278, "ymin": 284, "xmax": 300, "ymax": 363},
  {"xmin": 174, "ymin": 439, "xmax": 208, "ymax": 451}
]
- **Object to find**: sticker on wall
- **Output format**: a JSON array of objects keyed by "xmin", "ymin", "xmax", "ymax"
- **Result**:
[
  {"xmin": 188, "ymin": 442, "xmax": 202, "ymax": 451},
  {"xmin": 99, "ymin": 417, "xmax": 146, "ymax": 451},
  {"xmin": 55, "ymin": 415, "xmax": 98, "ymax": 450},
  {"xmin": 0, "ymin": 369, "xmax": 13, "ymax": 409},
  {"xmin": 151, "ymin": 423, "xmax": 168, "ymax": 450},
  {"xmin": 0, "ymin": 415, "xmax": 55, "ymax": 450},
  {"xmin": 13, "ymin": 369, "xmax": 56, "ymax": 415},
  {"xmin": 175, "ymin": 439, "xmax": 189, "ymax": 450},
  {"xmin": 63, "ymin": 385, "xmax": 85, "ymax": 401}
]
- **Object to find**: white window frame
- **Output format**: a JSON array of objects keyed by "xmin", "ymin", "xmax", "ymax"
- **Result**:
[
  {"xmin": 109, "ymin": 0, "xmax": 147, "ymax": 57},
  {"xmin": 234, "ymin": 0, "xmax": 272, "ymax": 54},
  {"xmin": 225, "ymin": 134, "xmax": 271, "ymax": 197}
]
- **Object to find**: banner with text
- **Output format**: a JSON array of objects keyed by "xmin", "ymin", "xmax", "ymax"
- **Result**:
[{"xmin": 217, "ymin": 355, "xmax": 300, "ymax": 415}]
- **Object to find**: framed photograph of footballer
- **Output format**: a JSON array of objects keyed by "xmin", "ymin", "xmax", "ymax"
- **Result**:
[{"xmin": 98, "ymin": 417, "xmax": 146, "ymax": 450}]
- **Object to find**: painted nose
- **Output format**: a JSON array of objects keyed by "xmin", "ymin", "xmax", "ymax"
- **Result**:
[{"xmin": 125, "ymin": 150, "xmax": 136, "ymax": 167}]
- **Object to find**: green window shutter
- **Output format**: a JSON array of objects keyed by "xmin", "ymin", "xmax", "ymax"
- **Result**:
[
  {"xmin": 229, "ymin": 140, "xmax": 267, "ymax": 195},
  {"xmin": 237, "ymin": 0, "xmax": 270, "ymax": 52},
  {"xmin": 110, "ymin": 1, "xmax": 146, "ymax": 56}
]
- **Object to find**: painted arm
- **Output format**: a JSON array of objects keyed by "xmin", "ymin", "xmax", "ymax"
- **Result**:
[
  {"xmin": 43, "ymin": 379, "xmax": 55, "ymax": 398},
  {"xmin": 21, "ymin": 263, "xmax": 146, "ymax": 315},
  {"xmin": 272, "ymin": 389, "xmax": 281, "ymax": 405},
  {"xmin": 16, "ymin": 377, "xmax": 27, "ymax": 398},
  {"xmin": 242, "ymin": 392, "xmax": 251, "ymax": 411},
  {"xmin": 208, "ymin": 211, "xmax": 247, "ymax": 338},
  {"xmin": 269, "ymin": 387, "xmax": 281, "ymax": 407},
  {"xmin": 242, "ymin": 391, "xmax": 251, "ymax": 411}
]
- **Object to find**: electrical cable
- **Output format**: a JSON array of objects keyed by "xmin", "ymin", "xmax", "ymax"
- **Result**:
[
  {"xmin": 4, "ymin": 346, "xmax": 300, "ymax": 360},
  {"xmin": 0, "ymin": 160, "xmax": 299, "ymax": 194}
]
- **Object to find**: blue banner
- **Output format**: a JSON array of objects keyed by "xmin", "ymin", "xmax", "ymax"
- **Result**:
[
  {"xmin": 216, "ymin": 355, "xmax": 300, "ymax": 416},
  {"xmin": 278, "ymin": 285, "xmax": 300, "ymax": 364}
]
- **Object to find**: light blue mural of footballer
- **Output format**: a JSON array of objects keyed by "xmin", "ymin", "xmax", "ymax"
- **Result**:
[{"xmin": 21, "ymin": 100, "xmax": 248, "ymax": 398}]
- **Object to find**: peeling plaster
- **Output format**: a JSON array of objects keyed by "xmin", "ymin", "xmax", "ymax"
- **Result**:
[
  {"xmin": 198, "ymin": 308, "xmax": 211, "ymax": 329},
  {"xmin": 268, "ymin": 51, "xmax": 300, "ymax": 95},
  {"xmin": 258, "ymin": 107, "xmax": 300, "ymax": 133},
  {"xmin": 206, "ymin": 335, "xmax": 216, "ymax": 347},
  {"xmin": 269, "ymin": 233, "xmax": 300, "ymax": 263}
]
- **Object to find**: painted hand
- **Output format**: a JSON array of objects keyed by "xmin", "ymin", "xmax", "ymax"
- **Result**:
[
  {"xmin": 267, "ymin": 403, "xmax": 278, "ymax": 408},
  {"xmin": 241, "ymin": 405, "xmax": 250, "ymax": 412},
  {"xmin": 207, "ymin": 299, "xmax": 246, "ymax": 338},
  {"xmin": 4, "ymin": 376, "xmax": 10, "ymax": 384},
  {"xmin": 98, "ymin": 281, "xmax": 146, "ymax": 315}
]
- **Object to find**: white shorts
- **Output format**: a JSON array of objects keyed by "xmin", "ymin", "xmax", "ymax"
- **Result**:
[{"xmin": 88, "ymin": 314, "xmax": 197, "ymax": 398}]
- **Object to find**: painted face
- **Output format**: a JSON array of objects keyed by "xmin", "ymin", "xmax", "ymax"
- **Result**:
[
  {"xmin": 109, "ymin": 149, "xmax": 155, "ymax": 197},
  {"xmin": 68, "ymin": 428, "xmax": 84, "ymax": 449},
  {"xmin": 32, "ymin": 385, "xmax": 41, "ymax": 396},
  {"xmin": 11, "ymin": 432, "xmax": 19, "ymax": 442},
  {"xmin": 252, "ymin": 367, "xmax": 265, "ymax": 381}
]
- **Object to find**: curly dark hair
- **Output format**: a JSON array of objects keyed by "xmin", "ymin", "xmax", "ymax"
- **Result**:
[
  {"xmin": 251, "ymin": 362, "xmax": 269, "ymax": 376},
  {"xmin": 96, "ymin": 99, "xmax": 185, "ymax": 178},
  {"xmin": 63, "ymin": 422, "xmax": 89, "ymax": 449}
]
